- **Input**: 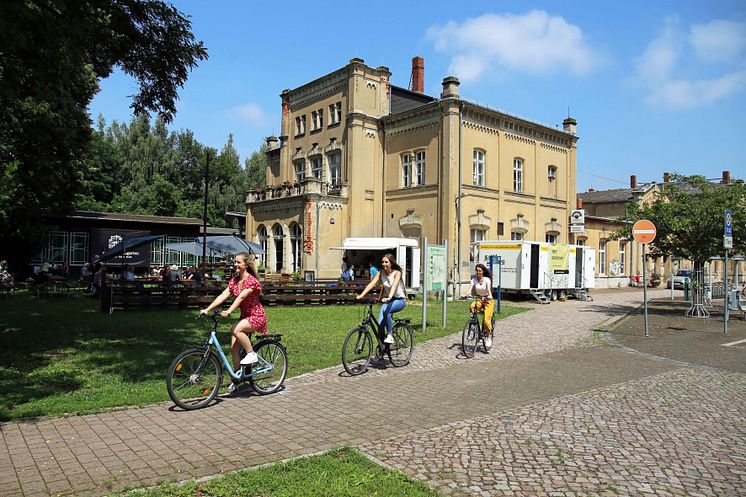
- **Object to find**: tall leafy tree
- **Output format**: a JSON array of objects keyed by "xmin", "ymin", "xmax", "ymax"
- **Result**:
[
  {"xmin": 0, "ymin": 0, "xmax": 207, "ymax": 266},
  {"xmin": 622, "ymin": 174, "xmax": 746, "ymax": 313}
]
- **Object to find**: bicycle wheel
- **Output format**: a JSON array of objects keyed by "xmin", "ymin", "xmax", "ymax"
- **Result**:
[
  {"xmin": 388, "ymin": 322, "xmax": 414, "ymax": 367},
  {"xmin": 166, "ymin": 347, "xmax": 222, "ymax": 410},
  {"xmin": 342, "ymin": 326, "xmax": 373, "ymax": 376},
  {"xmin": 249, "ymin": 340, "xmax": 288, "ymax": 395},
  {"xmin": 461, "ymin": 320, "xmax": 479, "ymax": 358}
]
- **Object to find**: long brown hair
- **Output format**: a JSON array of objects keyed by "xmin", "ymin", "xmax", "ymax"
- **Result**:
[
  {"xmin": 232, "ymin": 252, "xmax": 259, "ymax": 282},
  {"xmin": 474, "ymin": 263, "xmax": 491, "ymax": 279},
  {"xmin": 381, "ymin": 253, "xmax": 403, "ymax": 273}
]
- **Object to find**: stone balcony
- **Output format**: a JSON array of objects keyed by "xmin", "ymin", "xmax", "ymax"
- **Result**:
[{"xmin": 247, "ymin": 178, "xmax": 348, "ymax": 203}]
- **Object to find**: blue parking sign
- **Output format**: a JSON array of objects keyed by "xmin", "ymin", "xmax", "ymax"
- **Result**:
[{"xmin": 725, "ymin": 210, "xmax": 733, "ymax": 236}]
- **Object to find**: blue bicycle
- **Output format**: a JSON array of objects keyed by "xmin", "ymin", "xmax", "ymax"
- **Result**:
[{"xmin": 166, "ymin": 311, "xmax": 288, "ymax": 410}]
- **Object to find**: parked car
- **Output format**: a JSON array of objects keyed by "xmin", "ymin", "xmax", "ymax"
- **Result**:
[{"xmin": 667, "ymin": 269, "xmax": 692, "ymax": 289}]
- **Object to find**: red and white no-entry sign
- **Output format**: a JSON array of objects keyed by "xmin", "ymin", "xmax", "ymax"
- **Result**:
[{"xmin": 633, "ymin": 219, "xmax": 656, "ymax": 243}]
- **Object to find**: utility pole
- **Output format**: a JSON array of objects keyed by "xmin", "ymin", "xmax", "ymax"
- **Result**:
[{"xmin": 201, "ymin": 152, "xmax": 211, "ymax": 277}]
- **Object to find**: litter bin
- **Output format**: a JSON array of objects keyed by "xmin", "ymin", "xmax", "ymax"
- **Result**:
[{"xmin": 683, "ymin": 279, "xmax": 690, "ymax": 300}]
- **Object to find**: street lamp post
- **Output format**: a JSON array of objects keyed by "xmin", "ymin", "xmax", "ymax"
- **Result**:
[{"xmin": 201, "ymin": 152, "xmax": 211, "ymax": 277}]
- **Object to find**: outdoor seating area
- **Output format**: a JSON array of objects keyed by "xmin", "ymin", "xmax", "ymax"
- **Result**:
[{"xmin": 104, "ymin": 278, "xmax": 369, "ymax": 313}]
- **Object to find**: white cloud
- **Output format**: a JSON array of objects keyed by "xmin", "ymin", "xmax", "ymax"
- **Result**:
[
  {"xmin": 634, "ymin": 17, "xmax": 746, "ymax": 109},
  {"xmin": 425, "ymin": 10, "xmax": 599, "ymax": 83},
  {"xmin": 226, "ymin": 103, "xmax": 266, "ymax": 125},
  {"xmin": 691, "ymin": 20, "xmax": 746, "ymax": 63},
  {"xmin": 650, "ymin": 70, "xmax": 746, "ymax": 109}
]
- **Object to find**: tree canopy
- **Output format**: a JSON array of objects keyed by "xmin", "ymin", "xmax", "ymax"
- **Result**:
[
  {"xmin": 79, "ymin": 115, "xmax": 267, "ymax": 227},
  {"xmin": 0, "ymin": 0, "xmax": 207, "ymax": 265},
  {"xmin": 621, "ymin": 174, "xmax": 746, "ymax": 264}
]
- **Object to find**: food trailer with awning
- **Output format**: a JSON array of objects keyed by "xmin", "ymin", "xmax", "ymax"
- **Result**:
[{"xmin": 332, "ymin": 237, "xmax": 420, "ymax": 292}]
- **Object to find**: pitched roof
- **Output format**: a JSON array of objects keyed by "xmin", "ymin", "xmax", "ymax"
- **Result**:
[{"xmin": 577, "ymin": 188, "xmax": 633, "ymax": 204}]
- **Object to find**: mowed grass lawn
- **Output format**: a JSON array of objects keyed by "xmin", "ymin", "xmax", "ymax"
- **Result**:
[
  {"xmin": 114, "ymin": 447, "xmax": 440, "ymax": 497},
  {"xmin": 0, "ymin": 292, "xmax": 529, "ymax": 420}
]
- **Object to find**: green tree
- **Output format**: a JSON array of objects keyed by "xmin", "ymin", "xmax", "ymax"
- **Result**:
[
  {"xmin": 0, "ymin": 0, "xmax": 207, "ymax": 267},
  {"xmin": 245, "ymin": 143, "xmax": 268, "ymax": 190},
  {"xmin": 621, "ymin": 174, "xmax": 746, "ymax": 313}
]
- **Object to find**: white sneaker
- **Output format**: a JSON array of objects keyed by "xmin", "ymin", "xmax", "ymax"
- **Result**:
[
  {"xmin": 484, "ymin": 337, "xmax": 493, "ymax": 348},
  {"xmin": 240, "ymin": 352, "xmax": 258, "ymax": 365},
  {"xmin": 226, "ymin": 382, "xmax": 238, "ymax": 394},
  {"xmin": 384, "ymin": 334, "xmax": 394, "ymax": 344}
]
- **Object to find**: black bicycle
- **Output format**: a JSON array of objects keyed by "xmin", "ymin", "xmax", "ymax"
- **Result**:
[
  {"xmin": 342, "ymin": 299, "xmax": 414, "ymax": 375},
  {"xmin": 461, "ymin": 296, "xmax": 495, "ymax": 358}
]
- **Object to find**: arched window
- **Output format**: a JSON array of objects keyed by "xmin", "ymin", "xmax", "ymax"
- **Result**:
[
  {"xmin": 273, "ymin": 225, "xmax": 284, "ymax": 273},
  {"xmin": 290, "ymin": 224, "xmax": 302, "ymax": 273},
  {"xmin": 473, "ymin": 149, "xmax": 485, "ymax": 186},
  {"xmin": 513, "ymin": 158, "xmax": 524, "ymax": 192},
  {"xmin": 257, "ymin": 225, "xmax": 268, "ymax": 266}
]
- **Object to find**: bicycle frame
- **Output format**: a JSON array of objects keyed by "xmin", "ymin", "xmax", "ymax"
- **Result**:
[
  {"xmin": 205, "ymin": 331, "xmax": 274, "ymax": 381},
  {"xmin": 199, "ymin": 314, "xmax": 274, "ymax": 382},
  {"xmin": 361, "ymin": 302, "xmax": 388, "ymax": 347}
]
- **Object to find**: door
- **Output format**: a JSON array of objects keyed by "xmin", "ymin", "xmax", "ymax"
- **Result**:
[
  {"xmin": 530, "ymin": 244, "xmax": 540, "ymax": 288},
  {"xmin": 575, "ymin": 247, "xmax": 583, "ymax": 288}
]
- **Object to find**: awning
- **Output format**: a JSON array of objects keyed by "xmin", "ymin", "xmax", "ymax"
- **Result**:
[{"xmin": 95, "ymin": 235, "xmax": 164, "ymax": 263}]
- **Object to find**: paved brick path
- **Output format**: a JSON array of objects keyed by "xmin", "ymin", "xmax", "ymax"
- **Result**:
[{"xmin": 4, "ymin": 289, "xmax": 744, "ymax": 497}]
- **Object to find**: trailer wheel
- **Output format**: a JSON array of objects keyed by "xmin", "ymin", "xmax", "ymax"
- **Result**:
[
  {"xmin": 559, "ymin": 290, "xmax": 567, "ymax": 300},
  {"xmin": 551, "ymin": 290, "xmax": 558, "ymax": 301}
]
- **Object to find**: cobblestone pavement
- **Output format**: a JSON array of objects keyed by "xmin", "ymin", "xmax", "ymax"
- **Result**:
[
  {"xmin": 360, "ymin": 367, "xmax": 746, "ymax": 497},
  {"xmin": 5, "ymin": 288, "xmax": 731, "ymax": 497}
]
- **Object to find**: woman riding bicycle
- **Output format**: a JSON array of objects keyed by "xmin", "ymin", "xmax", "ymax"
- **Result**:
[
  {"xmin": 356, "ymin": 253, "xmax": 406, "ymax": 344},
  {"xmin": 200, "ymin": 252, "xmax": 267, "ymax": 393},
  {"xmin": 461, "ymin": 263, "xmax": 494, "ymax": 348}
]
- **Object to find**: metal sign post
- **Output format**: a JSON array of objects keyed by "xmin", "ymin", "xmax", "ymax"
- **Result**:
[
  {"xmin": 724, "ymin": 210, "xmax": 733, "ymax": 335},
  {"xmin": 633, "ymin": 220, "xmax": 657, "ymax": 338}
]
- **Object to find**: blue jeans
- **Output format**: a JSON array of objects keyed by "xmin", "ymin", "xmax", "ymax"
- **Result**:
[{"xmin": 378, "ymin": 298, "xmax": 406, "ymax": 335}]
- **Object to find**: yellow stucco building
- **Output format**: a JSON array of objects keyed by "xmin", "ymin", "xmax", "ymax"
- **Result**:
[{"xmin": 246, "ymin": 57, "xmax": 579, "ymax": 288}]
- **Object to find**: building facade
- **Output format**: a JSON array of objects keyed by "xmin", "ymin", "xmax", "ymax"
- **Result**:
[{"xmin": 246, "ymin": 57, "xmax": 579, "ymax": 285}]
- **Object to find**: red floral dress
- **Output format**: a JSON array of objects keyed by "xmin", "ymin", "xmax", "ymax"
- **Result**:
[{"xmin": 228, "ymin": 275, "xmax": 267, "ymax": 335}]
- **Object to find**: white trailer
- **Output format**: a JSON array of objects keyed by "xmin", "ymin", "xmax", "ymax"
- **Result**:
[
  {"xmin": 334, "ymin": 237, "xmax": 420, "ymax": 292},
  {"xmin": 474, "ymin": 241, "xmax": 595, "ymax": 302}
]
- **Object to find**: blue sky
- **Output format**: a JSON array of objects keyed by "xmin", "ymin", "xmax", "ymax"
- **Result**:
[{"xmin": 89, "ymin": 0, "xmax": 746, "ymax": 192}]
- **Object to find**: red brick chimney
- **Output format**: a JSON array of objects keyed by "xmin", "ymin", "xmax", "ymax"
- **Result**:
[
  {"xmin": 630, "ymin": 175, "xmax": 637, "ymax": 189},
  {"xmin": 663, "ymin": 172, "xmax": 670, "ymax": 183},
  {"xmin": 577, "ymin": 198, "xmax": 583, "ymax": 209},
  {"xmin": 722, "ymin": 170, "xmax": 731, "ymax": 184},
  {"xmin": 588, "ymin": 187, "xmax": 596, "ymax": 192},
  {"xmin": 411, "ymin": 56, "xmax": 424, "ymax": 93}
]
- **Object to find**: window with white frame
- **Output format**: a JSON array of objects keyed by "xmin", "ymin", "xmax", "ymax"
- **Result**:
[
  {"xmin": 69, "ymin": 232, "xmax": 88, "ymax": 265},
  {"xmin": 311, "ymin": 156, "xmax": 322, "ymax": 179},
  {"xmin": 619, "ymin": 242, "xmax": 626, "ymax": 275},
  {"xmin": 295, "ymin": 115, "xmax": 306, "ymax": 135},
  {"xmin": 513, "ymin": 158, "xmax": 523, "ymax": 192},
  {"xmin": 273, "ymin": 225, "xmax": 284, "ymax": 272},
  {"xmin": 548, "ymin": 165, "xmax": 557, "ymax": 180},
  {"xmin": 599, "ymin": 240, "xmax": 607, "ymax": 275},
  {"xmin": 329, "ymin": 102, "xmax": 342, "ymax": 125},
  {"xmin": 470, "ymin": 228, "xmax": 486, "ymax": 261},
  {"xmin": 402, "ymin": 154, "xmax": 412, "ymax": 187},
  {"xmin": 545, "ymin": 234, "xmax": 557, "ymax": 244},
  {"xmin": 48, "ymin": 231, "xmax": 68, "ymax": 264},
  {"xmin": 473, "ymin": 149, "xmax": 485, "ymax": 186},
  {"xmin": 290, "ymin": 224, "xmax": 302, "ymax": 273},
  {"xmin": 328, "ymin": 152, "xmax": 341, "ymax": 186},
  {"xmin": 511, "ymin": 231, "xmax": 524, "ymax": 241},
  {"xmin": 414, "ymin": 151, "xmax": 425, "ymax": 186},
  {"xmin": 150, "ymin": 237, "xmax": 164, "ymax": 265},
  {"xmin": 257, "ymin": 225, "xmax": 268, "ymax": 266},
  {"xmin": 311, "ymin": 109, "xmax": 323, "ymax": 130}
]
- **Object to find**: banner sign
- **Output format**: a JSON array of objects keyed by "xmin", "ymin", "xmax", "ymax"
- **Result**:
[
  {"xmin": 550, "ymin": 244, "xmax": 569, "ymax": 273},
  {"xmin": 425, "ymin": 244, "xmax": 447, "ymax": 291}
]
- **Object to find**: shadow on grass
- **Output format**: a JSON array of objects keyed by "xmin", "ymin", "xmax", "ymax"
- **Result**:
[{"xmin": 0, "ymin": 294, "xmax": 206, "ymax": 419}]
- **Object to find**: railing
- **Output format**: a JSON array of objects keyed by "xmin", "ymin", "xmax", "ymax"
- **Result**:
[
  {"xmin": 103, "ymin": 278, "xmax": 368, "ymax": 312},
  {"xmin": 247, "ymin": 180, "xmax": 347, "ymax": 202}
]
